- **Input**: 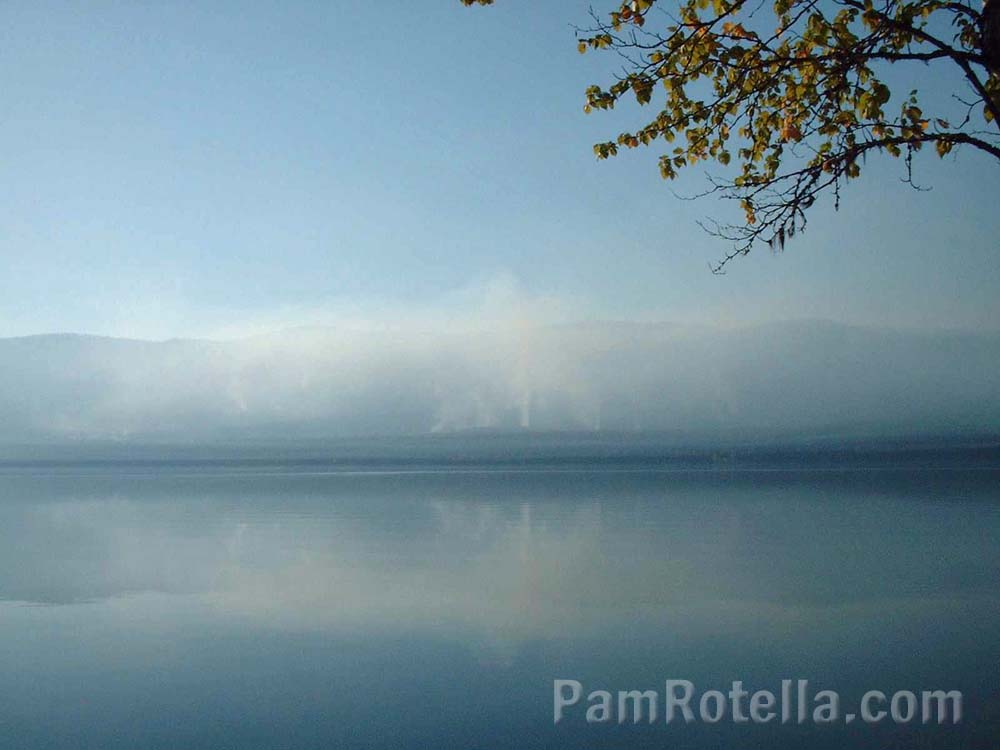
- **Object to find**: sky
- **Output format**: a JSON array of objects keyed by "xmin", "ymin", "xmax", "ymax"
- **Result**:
[{"xmin": 1, "ymin": 0, "xmax": 999, "ymax": 340}]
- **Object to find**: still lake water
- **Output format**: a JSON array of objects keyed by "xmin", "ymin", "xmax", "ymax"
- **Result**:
[{"xmin": 1, "ymin": 441, "xmax": 998, "ymax": 749}]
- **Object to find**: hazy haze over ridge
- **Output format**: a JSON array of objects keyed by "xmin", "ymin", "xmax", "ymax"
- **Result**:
[{"xmin": 1, "ymin": 319, "xmax": 997, "ymax": 445}]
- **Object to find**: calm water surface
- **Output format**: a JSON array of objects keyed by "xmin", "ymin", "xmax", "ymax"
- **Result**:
[{"xmin": 1, "ymin": 447, "xmax": 998, "ymax": 749}]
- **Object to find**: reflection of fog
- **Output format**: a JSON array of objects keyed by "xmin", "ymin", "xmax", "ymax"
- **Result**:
[
  {"xmin": 216, "ymin": 500, "xmax": 621, "ymax": 639},
  {"xmin": 2, "ymin": 469, "xmax": 998, "ymax": 656},
  {"xmin": 0, "ymin": 496, "xmax": 234, "ymax": 605}
]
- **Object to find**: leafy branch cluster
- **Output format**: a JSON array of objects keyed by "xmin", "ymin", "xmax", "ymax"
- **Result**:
[{"xmin": 464, "ymin": 0, "xmax": 1000, "ymax": 271}]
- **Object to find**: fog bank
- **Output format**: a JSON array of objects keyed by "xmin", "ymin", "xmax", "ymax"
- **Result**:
[{"xmin": 1, "ymin": 320, "xmax": 997, "ymax": 444}]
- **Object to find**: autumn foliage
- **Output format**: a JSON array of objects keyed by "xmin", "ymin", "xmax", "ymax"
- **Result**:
[{"xmin": 464, "ymin": 0, "xmax": 1000, "ymax": 270}]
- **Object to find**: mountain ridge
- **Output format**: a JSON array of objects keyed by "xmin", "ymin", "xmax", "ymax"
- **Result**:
[{"xmin": 1, "ymin": 319, "xmax": 997, "ymax": 444}]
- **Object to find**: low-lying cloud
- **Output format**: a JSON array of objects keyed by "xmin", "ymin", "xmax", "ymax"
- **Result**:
[{"xmin": 1, "ymin": 319, "xmax": 998, "ymax": 443}]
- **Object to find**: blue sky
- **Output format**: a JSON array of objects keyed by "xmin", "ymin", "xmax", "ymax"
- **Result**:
[{"xmin": 2, "ymin": 0, "xmax": 998, "ymax": 339}]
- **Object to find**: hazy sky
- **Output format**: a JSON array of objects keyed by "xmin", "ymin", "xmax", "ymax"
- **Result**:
[{"xmin": 2, "ymin": 0, "xmax": 998, "ymax": 339}]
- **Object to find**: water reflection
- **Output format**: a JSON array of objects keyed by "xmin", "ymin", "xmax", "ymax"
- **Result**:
[{"xmin": 0, "ymin": 466, "xmax": 997, "ymax": 748}]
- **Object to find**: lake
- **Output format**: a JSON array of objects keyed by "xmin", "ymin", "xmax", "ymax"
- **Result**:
[{"xmin": 1, "ymin": 438, "xmax": 998, "ymax": 749}]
